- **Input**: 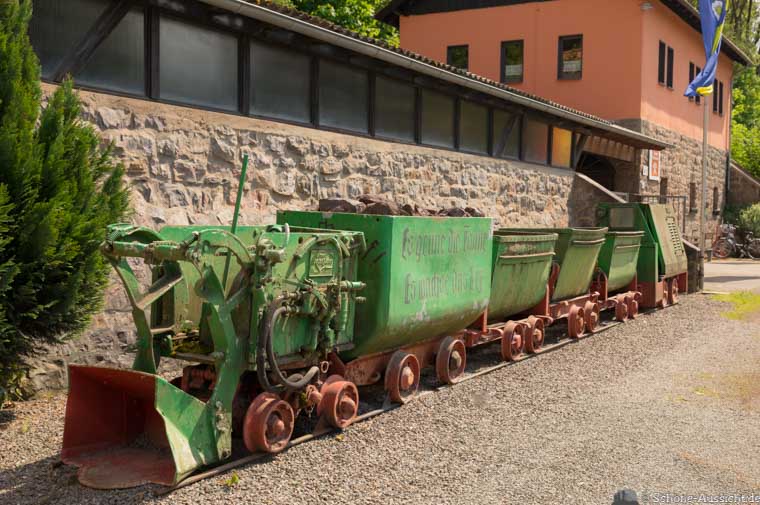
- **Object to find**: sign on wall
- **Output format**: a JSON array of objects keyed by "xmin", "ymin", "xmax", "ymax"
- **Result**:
[{"xmin": 648, "ymin": 150, "xmax": 661, "ymax": 181}]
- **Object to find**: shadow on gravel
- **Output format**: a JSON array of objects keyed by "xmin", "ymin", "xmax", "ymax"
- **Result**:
[
  {"xmin": 0, "ymin": 407, "xmax": 17, "ymax": 429},
  {"xmin": 0, "ymin": 456, "xmax": 160, "ymax": 505}
]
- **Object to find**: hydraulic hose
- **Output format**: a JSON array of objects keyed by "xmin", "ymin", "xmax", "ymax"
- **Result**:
[{"xmin": 257, "ymin": 296, "xmax": 319, "ymax": 392}]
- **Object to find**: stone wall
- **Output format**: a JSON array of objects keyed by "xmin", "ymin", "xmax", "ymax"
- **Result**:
[
  {"xmin": 616, "ymin": 119, "xmax": 728, "ymax": 245},
  {"xmin": 25, "ymin": 84, "xmax": 585, "ymax": 392},
  {"xmin": 727, "ymin": 163, "xmax": 760, "ymax": 207}
]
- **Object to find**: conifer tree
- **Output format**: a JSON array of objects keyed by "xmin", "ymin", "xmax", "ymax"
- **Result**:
[{"xmin": 0, "ymin": 0, "xmax": 129, "ymax": 401}]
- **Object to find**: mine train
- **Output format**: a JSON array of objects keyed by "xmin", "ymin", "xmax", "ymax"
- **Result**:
[{"xmin": 61, "ymin": 202, "xmax": 688, "ymax": 489}]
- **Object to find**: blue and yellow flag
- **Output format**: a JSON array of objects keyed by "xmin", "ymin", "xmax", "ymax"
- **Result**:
[{"xmin": 685, "ymin": 0, "xmax": 729, "ymax": 97}]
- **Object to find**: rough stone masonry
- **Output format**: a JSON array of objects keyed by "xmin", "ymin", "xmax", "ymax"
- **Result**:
[{"xmin": 23, "ymin": 84, "xmax": 604, "ymax": 393}]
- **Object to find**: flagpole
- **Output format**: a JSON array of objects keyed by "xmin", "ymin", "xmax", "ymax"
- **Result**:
[{"xmin": 700, "ymin": 96, "xmax": 709, "ymax": 260}]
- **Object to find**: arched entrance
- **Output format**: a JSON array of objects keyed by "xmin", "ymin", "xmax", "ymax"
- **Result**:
[{"xmin": 576, "ymin": 153, "xmax": 615, "ymax": 191}]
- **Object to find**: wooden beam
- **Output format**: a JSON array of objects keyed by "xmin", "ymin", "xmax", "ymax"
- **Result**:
[
  {"xmin": 572, "ymin": 133, "xmax": 589, "ymax": 168},
  {"xmin": 53, "ymin": 0, "xmax": 132, "ymax": 82}
]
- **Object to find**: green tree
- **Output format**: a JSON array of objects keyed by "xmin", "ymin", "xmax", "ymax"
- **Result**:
[
  {"xmin": 0, "ymin": 0, "xmax": 129, "ymax": 402},
  {"xmin": 287, "ymin": 0, "xmax": 399, "ymax": 45}
]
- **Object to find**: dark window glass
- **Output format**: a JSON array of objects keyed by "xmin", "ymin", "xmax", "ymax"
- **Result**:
[
  {"xmin": 318, "ymin": 60, "xmax": 368, "ymax": 133},
  {"xmin": 719, "ymin": 81, "xmax": 724, "ymax": 115},
  {"xmin": 459, "ymin": 100, "xmax": 488, "ymax": 155},
  {"xmin": 492, "ymin": 110, "xmax": 520, "ymax": 159},
  {"xmin": 551, "ymin": 127, "xmax": 573, "ymax": 168},
  {"xmin": 658, "ymin": 41, "xmax": 666, "ymax": 84},
  {"xmin": 29, "ymin": 0, "xmax": 108, "ymax": 79},
  {"xmin": 712, "ymin": 79, "xmax": 719, "ymax": 113},
  {"xmin": 374, "ymin": 77, "xmax": 415, "ymax": 142},
  {"xmin": 77, "ymin": 8, "xmax": 145, "ymax": 96},
  {"xmin": 250, "ymin": 42, "xmax": 310, "ymax": 123},
  {"xmin": 420, "ymin": 89, "xmax": 454, "ymax": 148},
  {"xmin": 558, "ymin": 35, "xmax": 582, "ymax": 80},
  {"xmin": 666, "ymin": 46, "xmax": 674, "ymax": 88},
  {"xmin": 159, "ymin": 17, "xmax": 238, "ymax": 111},
  {"xmin": 688, "ymin": 62, "xmax": 695, "ymax": 101},
  {"xmin": 713, "ymin": 187, "xmax": 720, "ymax": 213},
  {"xmin": 501, "ymin": 40, "xmax": 524, "ymax": 83},
  {"xmin": 447, "ymin": 45, "xmax": 468, "ymax": 70},
  {"xmin": 695, "ymin": 67, "xmax": 702, "ymax": 104},
  {"xmin": 690, "ymin": 182, "xmax": 697, "ymax": 211},
  {"xmin": 522, "ymin": 117, "xmax": 549, "ymax": 164}
]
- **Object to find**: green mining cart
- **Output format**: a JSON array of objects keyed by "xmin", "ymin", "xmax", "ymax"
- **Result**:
[
  {"xmin": 597, "ymin": 203, "xmax": 688, "ymax": 308},
  {"xmin": 501, "ymin": 227, "xmax": 608, "ymax": 302},
  {"xmin": 62, "ymin": 223, "xmax": 367, "ymax": 488},
  {"xmin": 277, "ymin": 211, "xmax": 494, "ymax": 359},
  {"xmin": 597, "ymin": 231, "xmax": 644, "ymax": 293},
  {"xmin": 487, "ymin": 231, "xmax": 558, "ymax": 322}
]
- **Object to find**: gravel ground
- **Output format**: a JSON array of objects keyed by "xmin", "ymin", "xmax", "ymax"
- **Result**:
[{"xmin": 1, "ymin": 294, "xmax": 759, "ymax": 505}]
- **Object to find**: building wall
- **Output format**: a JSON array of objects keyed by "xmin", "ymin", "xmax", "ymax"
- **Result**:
[
  {"xmin": 727, "ymin": 164, "xmax": 760, "ymax": 207},
  {"xmin": 640, "ymin": 0, "xmax": 733, "ymax": 150},
  {"xmin": 398, "ymin": 0, "xmax": 734, "ymax": 149},
  {"xmin": 399, "ymin": 0, "xmax": 644, "ymax": 120},
  {"xmin": 25, "ymin": 83, "xmax": 586, "ymax": 392},
  {"xmin": 618, "ymin": 118, "xmax": 727, "ymax": 245}
]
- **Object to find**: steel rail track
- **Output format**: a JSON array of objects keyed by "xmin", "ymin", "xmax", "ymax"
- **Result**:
[{"xmin": 158, "ymin": 307, "xmax": 667, "ymax": 495}]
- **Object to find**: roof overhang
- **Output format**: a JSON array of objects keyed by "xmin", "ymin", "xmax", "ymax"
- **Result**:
[{"xmin": 198, "ymin": 0, "xmax": 671, "ymax": 151}]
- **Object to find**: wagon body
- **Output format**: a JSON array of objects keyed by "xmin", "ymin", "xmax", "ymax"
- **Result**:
[{"xmin": 597, "ymin": 231, "xmax": 644, "ymax": 293}]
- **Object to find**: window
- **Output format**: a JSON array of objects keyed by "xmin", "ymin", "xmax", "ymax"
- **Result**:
[
  {"xmin": 501, "ymin": 40, "xmax": 524, "ymax": 83},
  {"xmin": 77, "ymin": 8, "xmax": 145, "ymax": 96},
  {"xmin": 719, "ymin": 81, "xmax": 724, "ymax": 115},
  {"xmin": 159, "ymin": 17, "xmax": 238, "ymax": 111},
  {"xmin": 551, "ymin": 127, "xmax": 573, "ymax": 168},
  {"xmin": 712, "ymin": 187, "xmax": 720, "ymax": 214},
  {"xmin": 29, "ymin": 0, "xmax": 109, "ymax": 79},
  {"xmin": 447, "ymin": 45, "xmax": 469, "ymax": 71},
  {"xmin": 374, "ymin": 76, "xmax": 415, "ymax": 142},
  {"xmin": 659, "ymin": 42, "xmax": 674, "ymax": 88},
  {"xmin": 658, "ymin": 42, "xmax": 667, "ymax": 85},
  {"xmin": 522, "ymin": 117, "xmax": 549, "ymax": 164},
  {"xmin": 666, "ymin": 46, "xmax": 674, "ymax": 88},
  {"xmin": 250, "ymin": 42, "xmax": 310, "ymax": 123},
  {"xmin": 558, "ymin": 35, "xmax": 583, "ymax": 80},
  {"xmin": 318, "ymin": 60, "xmax": 369, "ymax": 133},
  {"xmin": 420, "ymin": 89, "xmax": 455, "ymax": 148},
  {"xmin": 492, "ymin": 110, "xmax": 520, "ymax": 159},
  {"xmin": 688, "ymin": 63, "xmax": 695, "ymax": 101},
  {"xmin": 459, "ymin": 100, "xmax": 488, "ymax": 155},
  {"xmin": 713, "ymin": 79, "xmax": 719, "ymax": 113},
  {"xmin": 689, "ymin": 182, "xmax": 698, "ymax": 212}
]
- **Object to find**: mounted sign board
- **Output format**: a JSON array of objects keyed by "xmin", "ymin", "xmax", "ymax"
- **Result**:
[{"xmin": 648, "ymin": 150, "xmax": 661, "ymax": 181}]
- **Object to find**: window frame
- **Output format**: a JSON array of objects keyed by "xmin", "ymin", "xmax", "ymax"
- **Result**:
[
  {"xmin": 557, "ymin": 34, "xmax": 583, "ymax": 81},
  {"xmin": 446, "ymin": 44, "xmax": 469, "ymax": 71},
  {"xmin": 491, "ymin": 109, "xmax": 522, "ymax": 161},
  {"xmin": 658, "ymin": 41, "xmax": 667, "ymax": 85},
  {"xmin": 666, "ymin": 45, "xmax": 674, "ymax": 89},
  {"xmin": 719, "ymin": 81, "xmax": 724, "ymax": 116},
  {"xmin": 500, "ymin": 39, "xmax": 524, "ymax": 84},
  {"xmin": 688, "ymin": 62, "xmax": 695, "ymax": 101}
]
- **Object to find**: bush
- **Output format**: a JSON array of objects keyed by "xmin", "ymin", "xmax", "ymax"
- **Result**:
[
  {"xmin": 0, "ymin": 1, "xmax": 129, "ymax": 403},
  {"xmin": 738, "ymin": 203, "xmax": 760, "ymax": 237}
]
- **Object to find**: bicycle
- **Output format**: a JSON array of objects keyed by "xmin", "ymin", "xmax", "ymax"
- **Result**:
[{"xmin": 712, "ymin": 224, "xmax": 760, "ymax": 260}]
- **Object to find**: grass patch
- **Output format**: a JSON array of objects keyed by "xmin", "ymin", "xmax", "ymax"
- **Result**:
[{"xmin": 712, "ymin": 291, "xmax": 760, "ymax": 320}]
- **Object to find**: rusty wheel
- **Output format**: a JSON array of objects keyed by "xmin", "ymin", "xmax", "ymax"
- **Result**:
[
  {"xmin": 385, "ymin": 351, "xmax": 420, "ymax": 404},
  {"xmin": 435, "ymin": 336, "xmax": 466, "ymax": 385},
  {"xmin": 668, "ymin": 279, "xmax": 679, "ymax": 305},
  {"xmin": 243, "ymin": 393, "xmax": 295, "ymax": 454},
  {"xmin": 583, "ymin": 301, "xmax": 600, "ymax": 333},
  {"xmin": 614, "ymin": 296, "xmax": 629, "ymax": 322},
  {"xmin": 318, "ymin": 375, "xmax": 359, "ymax": 429},
  {"xmin": 500, "ymin": 321, "xmax": 525, "ymax": 361},
  {"xmin": 524, "ymin": 316, "xmax": 545, "ymax": 354},
  {"xmin": 627, "ymin": 295, "xmax": 639, "ymax": 319},
  {"xmin": 568, "ymin": 305, "xmax": 585, "ymax": 339}
]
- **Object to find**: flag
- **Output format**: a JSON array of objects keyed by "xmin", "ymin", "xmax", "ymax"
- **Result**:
[{"xmin": 684, "ymin": 0, "xmax": 728, "ymax": 97}]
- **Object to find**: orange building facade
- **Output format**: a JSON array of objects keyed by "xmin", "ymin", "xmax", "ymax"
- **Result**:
[{"xmin": 378, "ymin": 0, "xmax": 751, "ymax": 244}]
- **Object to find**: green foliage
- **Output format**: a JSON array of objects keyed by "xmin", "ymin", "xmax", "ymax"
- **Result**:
[
  {"xmin": 288, "ymin": 0, "xmax": 399, "ymax": 46},
  {"xmin": 0, "ymin": 0, "xmax": 129, "ymax": 402},
  {"xmin": 731, "ymin": 122, "xmax": 760, "ymax": 179},
  {"xmin": 738, "ymin": 203, "xmax": 760, "ymax": 236}
]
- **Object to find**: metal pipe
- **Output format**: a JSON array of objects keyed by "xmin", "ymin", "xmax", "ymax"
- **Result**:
[
  {"xmin": 198, "ymin": 0, "xmax": 670, "ymax": 150},
  {"xmin": 700, "ymin": 98, "xmax": 708, "ymax": 260},
  {"xmin": 222, "ymin": 154, "xmax": 249, "ymax": 288}
]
